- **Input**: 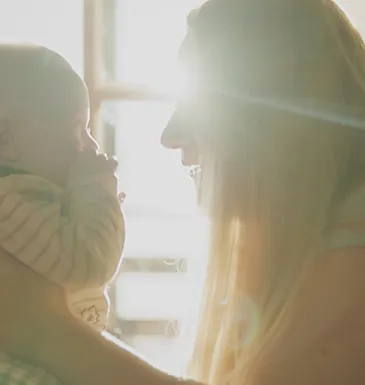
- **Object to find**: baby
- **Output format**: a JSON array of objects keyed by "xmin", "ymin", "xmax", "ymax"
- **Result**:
[{"xmin": 0, "ymin": 44, "xmax": 125, "ymax": 384}]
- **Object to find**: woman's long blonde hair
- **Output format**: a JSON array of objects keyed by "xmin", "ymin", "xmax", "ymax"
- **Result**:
[{"xmin": 183, "ymin": 0, "xmax": 365, "ymax": 383}]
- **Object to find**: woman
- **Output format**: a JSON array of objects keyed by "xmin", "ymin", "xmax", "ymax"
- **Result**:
[
  {"xmin": 163, "ymin": 0, "xmax": 365, "ymax": 384},
  {"xmin": 2, "ymin": 0, "xmax": 365, "ymax": 384}
]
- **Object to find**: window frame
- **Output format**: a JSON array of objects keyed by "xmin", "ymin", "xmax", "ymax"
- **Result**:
[
  {"xmin": 83, "ymin": 0, "xmax": 194, "ymax": 341},
  {"xmin": 84, "ymin": 0, "xmax": 174, "ymax": 143}
]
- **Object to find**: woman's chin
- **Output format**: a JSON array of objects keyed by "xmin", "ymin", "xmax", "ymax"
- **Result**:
[{"xmin": 189, "ymin": 165, "xmax": 202, "ymax": 200}]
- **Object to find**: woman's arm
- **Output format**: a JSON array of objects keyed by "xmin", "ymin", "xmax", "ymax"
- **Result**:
[
  {"xmin": 0, "ymin": 250, "xmax": 199, "ymax": 385},
  {"xmin": 35, "ymin": 314, "xmax": 190, "ymax": 385}
]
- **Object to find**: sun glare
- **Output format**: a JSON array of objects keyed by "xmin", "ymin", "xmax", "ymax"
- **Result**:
[{"xmin": 115, "ymin": 0, "xmax": 206, "ymax": 96}]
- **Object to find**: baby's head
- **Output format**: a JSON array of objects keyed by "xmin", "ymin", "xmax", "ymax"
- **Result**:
[{"xmin": 0, "ymin": 44, "xmax": 93, "ymax": 185}]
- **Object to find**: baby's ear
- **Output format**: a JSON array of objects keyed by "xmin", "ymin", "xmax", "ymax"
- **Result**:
[{"xmin": 0, "ymin": 118, "xmax": 17, "ymax": 162}]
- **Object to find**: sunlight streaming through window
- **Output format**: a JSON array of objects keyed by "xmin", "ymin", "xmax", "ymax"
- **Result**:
[
  {"xmin": 115, "ymin": 0, "xmax": 206, "ymax": 93},
  {"xmin": 0, "ymin": 0, "xmax": 83, "ymax": 74}
]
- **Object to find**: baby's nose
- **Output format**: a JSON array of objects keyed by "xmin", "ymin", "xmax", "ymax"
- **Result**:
[{"xmin": 82, "ymin": 130, "xmax": 100, "ymax": 151}]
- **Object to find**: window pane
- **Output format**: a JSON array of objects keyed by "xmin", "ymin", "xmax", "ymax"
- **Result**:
[
  {"xmin": 337, "ymin": 1, "xmax": 365, "ymax": 38},
  {"xmin": 101, "ymin": 101, "xmax": 207, "ymax": 258},
  {"xmin": 102, "ymin": 101, "xmax": 208, "ymax": 373},
  {"xmin": 113, "ymin": 0, "xmax": 207, "ymax": 92},
  {"xmin": 107, "ymin": 101, "xmax": 197, "ymax": 216},
  {"xmin": 0, "ymin": 0, "xmax": 83, "ymax": 75}
]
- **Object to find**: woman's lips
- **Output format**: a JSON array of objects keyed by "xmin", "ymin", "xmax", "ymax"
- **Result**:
[{"xmin": 181, "ymin": 146, "xmax": 198, "ymax": 166}]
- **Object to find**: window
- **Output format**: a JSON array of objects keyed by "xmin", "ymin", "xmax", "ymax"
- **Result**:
[
  {"xmin": 0, "ymin": 0, "xmax": 84, "ymax": 75},
  {"xmin": 85, "ymin": 0, "xmax": 208, "ymax": 374}
]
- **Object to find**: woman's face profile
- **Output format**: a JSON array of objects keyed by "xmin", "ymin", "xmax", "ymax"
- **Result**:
[{"xmin": 161, "ymin": 103, "xmax": 200, "ymax": 167}]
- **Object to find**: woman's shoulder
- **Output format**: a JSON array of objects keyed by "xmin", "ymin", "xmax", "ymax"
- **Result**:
[{"xmin": 252, "ymin": 248, "xmax": 365, "ymax": 385}]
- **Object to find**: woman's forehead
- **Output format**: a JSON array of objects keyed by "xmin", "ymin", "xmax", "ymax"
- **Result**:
[
  {"xmin": 179, "ymin": 0, "xmax": 337, "ymax": 99},
  {"xmin": 162, "ymin": 0, "xmax": 358, "ymax": 145},
  {"xmin": 162, "ymin": 93, "xmax": 226, "ymax": 147}
]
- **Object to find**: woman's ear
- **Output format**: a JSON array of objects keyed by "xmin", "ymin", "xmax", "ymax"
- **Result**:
[{"xmin": 0, "ymin": 118, "xmax": 18, "ymax": 162}]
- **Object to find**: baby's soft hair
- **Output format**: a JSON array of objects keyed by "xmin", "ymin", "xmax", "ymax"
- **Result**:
[
  {"xmin": 0, "ymin": 43, "xmax": 89, "ymax": 127},
  {"xmin": 178, "ymin": 1, "xmax": 365, "ymax": 384}
]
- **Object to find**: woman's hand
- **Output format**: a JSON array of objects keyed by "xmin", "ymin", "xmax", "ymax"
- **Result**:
[
  {"xmin": 0, "ymin": 248, "xmax": 206, "ymax": 385},
  {"xmin": 0, "ymin": 248, "xmax": 69, "ymax": 360}
]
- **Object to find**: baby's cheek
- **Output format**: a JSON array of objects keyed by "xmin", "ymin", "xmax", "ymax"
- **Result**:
[{"xmin": 52, "ymin": 137, "xmax": 78, "ymax": 168}]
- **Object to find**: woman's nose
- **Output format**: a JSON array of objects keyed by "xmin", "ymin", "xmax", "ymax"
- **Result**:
[
  {"xmin": 161, "ymin": 128, "xmax": 184, "ymax": 149},
  {"xmin": 161, "ymin": 115, "xmax": 190, "ymax": 149}
]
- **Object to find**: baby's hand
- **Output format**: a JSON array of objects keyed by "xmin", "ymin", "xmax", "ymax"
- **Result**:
[
  {"xmin": 71, "ymin": 149, "xmax": 118, "ymax": 176},
  {"xmin": 68, "ymin": 150, "xmax": 121, "ymax": 198}
]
